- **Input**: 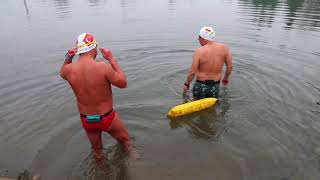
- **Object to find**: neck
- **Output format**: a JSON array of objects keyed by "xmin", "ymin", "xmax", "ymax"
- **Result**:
[
  {"xmin": 207, "ymin": 40, "xmax": 214, "ymax": 45},
  {"xmin": 78, "ymin": 53, "xmax": 94, "ymax": 62}
]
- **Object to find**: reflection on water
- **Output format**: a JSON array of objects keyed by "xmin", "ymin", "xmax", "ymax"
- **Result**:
[
  {"xmin": 238, "ymin": 0, "xmax": 320, "ymax": 31},
  {"xmin": 168, "ymin": 0, "xmax": 176, "ymax": 11},
  {"xmin": 53, "ymin": 0, "xmax": 71, "ymax": 18},
  {"xmin": 88, "ymin": 0, "xmax": 107, "ymax": 8},
  {"xmin": 121, "ymin": 0, "xmax": 135, "ymax": 8},
  {"xmin": 239, "ymin": 0, "xmax": 279, "ymax": 28},
  {"xmin": 169, "ymin": 108, "xmax": 225, "ymax": 140},
  {"xmin": 298, "ymin": 0, "xmax": 320, "ymax": 29},
  {"xmin": 285, "ymin": 0, "xmax": 304, "ymax": 29},
  {"xmin": 71, "ymin": 143, "xmax": 130, "ymax": 180},
  {"xmin": 285, "ymin": 0, "xmax": 320, "ymax": 30},
  {"xmin": 23, "ymin": 0, "xmax": 29, "ymax": 16},
  {"xmin": 169, "ymin": 89, "xmax": 231, "ymax": 140}
]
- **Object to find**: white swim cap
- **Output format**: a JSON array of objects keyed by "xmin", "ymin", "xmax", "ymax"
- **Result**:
[
  {"xmin": 76, "ymin": 33, "xmax": 98, "ymax": 54},
  {"xmin": 199, "ymin": 26, "xmax": 216, "ymax": 41}
]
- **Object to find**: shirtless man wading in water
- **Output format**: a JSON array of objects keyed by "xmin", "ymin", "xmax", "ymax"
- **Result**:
[
  {"xmin": 183, "ymin": 26, "xmax": 233, "ymax": 99},
  {"xmin": 60, "ymin": 33, "xmax": 133, "ymax": 160}
]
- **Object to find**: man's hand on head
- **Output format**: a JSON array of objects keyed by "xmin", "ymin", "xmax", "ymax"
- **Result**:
[
  {"xmin": 65, "ymin": 47, "xmax": 77, "ymax": 62},
  {"xmin": 100, "ymin": 48, "xmax": 114, "ymax": 61}
]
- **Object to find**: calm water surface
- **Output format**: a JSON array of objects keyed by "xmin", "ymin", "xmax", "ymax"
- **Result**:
[{"xmin": 0, "ymin": 0, "xmax": 320, "ymax": 179}]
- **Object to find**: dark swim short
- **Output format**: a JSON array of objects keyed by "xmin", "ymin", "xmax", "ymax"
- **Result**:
[
  {"xmin": 192, "ymin": 80, "xmax": 220, "ymax": 99},
  {"xmin": 80, "ymin": 109, "xmax": 116, "ymax": 132}
]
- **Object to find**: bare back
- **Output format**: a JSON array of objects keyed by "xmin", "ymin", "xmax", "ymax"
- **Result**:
[
  {"xmin": 66, "ymin": 58, "xmax": 113, "ymax": 115},
  {"xmin": 196, "ymin": 43, "xmax": 229, "ymax": 81}
]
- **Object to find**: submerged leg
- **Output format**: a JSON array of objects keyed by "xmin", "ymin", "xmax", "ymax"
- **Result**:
[
  {"xmin": 85, "ymin": 130, "xmax": 105, "ymax": 160},
  {"xmin": 108, "ymin": 113, "xmax": 132, "ymax": 151}
]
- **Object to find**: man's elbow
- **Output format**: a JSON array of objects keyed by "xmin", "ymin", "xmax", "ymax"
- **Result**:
[
  {"xmin": 118, "ymin": 79, "xmax": 127, "ymax": 88},
  {"xmin": 60, "ymin": 71, "xmax": 66, "ymax": 80}
]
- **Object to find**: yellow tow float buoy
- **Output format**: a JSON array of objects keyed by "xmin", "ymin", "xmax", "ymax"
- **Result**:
[{"xmin": 168, "ymin": 98, "xmax": 218, "ymax": 117}]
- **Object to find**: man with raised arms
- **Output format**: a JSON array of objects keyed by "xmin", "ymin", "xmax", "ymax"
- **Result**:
[{"xmin": 60, "ymin": 33, "xmax": 133, "ymax": 160}]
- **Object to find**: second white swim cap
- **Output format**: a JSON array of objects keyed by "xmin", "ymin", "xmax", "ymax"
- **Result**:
[{"xmin": 199, "ymin": 26, "xmax": 216, "ymax": 41}]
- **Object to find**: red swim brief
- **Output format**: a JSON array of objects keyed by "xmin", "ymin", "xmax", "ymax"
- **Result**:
[{"xmin": 80, "ymin": 109, "xmax": 116, "ymax": 132}]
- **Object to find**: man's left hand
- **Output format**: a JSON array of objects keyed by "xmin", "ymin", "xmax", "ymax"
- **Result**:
[
  {"xmin": 99, "ymin": 48, "xmax": 114, "ymax": 61},
  {"xmin": 65, "ymin": 48, "xmax": 77, "ymax": 61},
  {"xmin": 183, "ymin": 82, "xmax": 190, "ymax": 93},
  {"xmin": 222, "ymin": 79, "xmax": 229, "ymax": 86}
]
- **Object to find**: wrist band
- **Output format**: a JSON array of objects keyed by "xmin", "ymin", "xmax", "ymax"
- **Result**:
[
  {"xmin": 184, "ymin": 82, "xmax": 190, "ymax": 87},
  {"xmin": 65, "ymin": 53, "xmax": 73, "ymax": 61}
]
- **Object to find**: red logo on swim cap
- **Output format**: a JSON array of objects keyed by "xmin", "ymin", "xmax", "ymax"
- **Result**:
[{"xmin": 83, "ymin": 34, "xmax": 94, "ymax": 44}]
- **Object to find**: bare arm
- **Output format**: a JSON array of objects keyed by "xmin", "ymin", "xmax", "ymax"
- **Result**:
[
  {"xmin": 100, "ymin": 48, "xmax": 127, "ymax": 88},
  {"xmin": 60, "ymin": 48, "xmax": 76, "ymax": 80},
  {"xmin": 183, "ymin": 49, "xmax": 200, "ymax": 92},
  {"xmin": 106, "ymin": 58, "xmax": 127, "ymax": 88},
  {"xmin": 223, "ymin": 48, "xmax": 233, "ymax": 82},
  {"xmin": 60, "ymin": 60, "xmax": 72, "ymax": 80}
]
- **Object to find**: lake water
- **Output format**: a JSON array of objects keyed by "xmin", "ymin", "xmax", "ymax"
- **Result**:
[{"xmin": 0, "ymin": 0, "xmax": 320, "ymax": 179}]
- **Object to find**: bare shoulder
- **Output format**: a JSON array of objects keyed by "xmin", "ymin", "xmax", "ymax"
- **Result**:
[
  {"xmin": 195, "ymin": 47, "xmax": 205, "ymax": 55},
  {"xmin": 96, "ymin": 60, "xmax": 111, "ymax": 69},
  {"xmin": 216, "ymin": 42, "xmax": 229, "ymax": 50},
  {"xmin": 216, "ymin": 43, "xmax": 231, "ymax": 57},
  {"xmin": 95, "ymin": 60, "xmax": 113, "ymax": 75}
]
